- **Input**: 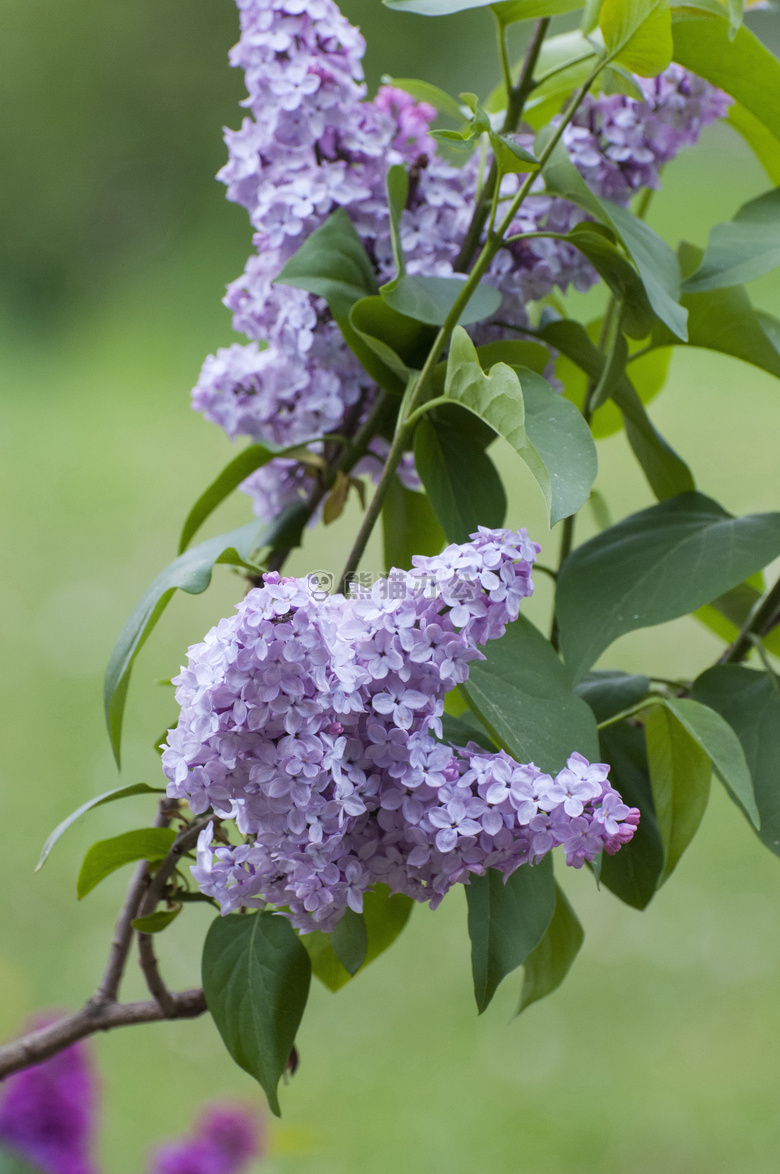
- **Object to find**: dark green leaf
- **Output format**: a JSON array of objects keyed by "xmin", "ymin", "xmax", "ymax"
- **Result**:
[
  {"xmin": 331, "ymin": 908, "xmax": 368, "ymax": 976},
  {"xmin": 516, "ymin": 883, "xmax": 584, "ymax": 1015},
  {"xmin": 440, "ymin": 710, "xmax": 497, "ymax": 752},
  {"xmin": 489, "ymin": 132, "xmax": 540, "ymax": 175},
  {"xmin": 104, "ymin": 516, "xmax": 304, "ymax": 766},
  {"xmin": 444, "ymin": 327, "xmax": 596, "ymax": 526},
  {"xmin": 132, "ymin": 906, "xmax": 182, "ymax": 933},
  {"xmin": 300, "ymin": 884, "xmax": 413, "ymax": 992},
  {"xmin": 537, "ymin": 318, "xmax": 693, "ymax": 500},
  {"xmin": 575, "ymin": 669, "xmax": 651, "ymax": 722},
  {"xmin": 603, "ymin": 199, "xmax": 687, "ymax": 341},
  {"xmin": 414, "ymin": 417, "xmax": 507, "ymax": 544},
  {"xmin": 694, "ymin": 580, "xmax": 780, "ymax": 657},
  {"xmin": 385, "ymin": 164, "xmax": 409, "ymax": 281},
  {"xmin": 383, "ymin": 77, "xmax": 465, "ymax": 122},
  {"xmin": 693, "ymin": 665, "xmax": 780, "ymax": 855},
  {"xmin": 476, "ymin": 339, "xmax": 551, "ymax": 375},
  {"xmin": 178, "ymin": 442, "xmax": 307, "ymax": 553},
  {"xmin": 77, "ymin": 827, "xmax": 176, "ymax": 899},
  {"xmin": 462, "ymin": 614, "xmax": 600, "ymax": 773},
  {"xmin": 671, "ymin": 7, "xmax": 780, "ymax": 149},
  {"xmin": 36, "ymin": 782, "xmax": 165, "ymax": 871},
  {"xmin": 382, "ymin": 476, "xmax": 445, "ymax": 572},
  {"xmin": 348, "ymin": 296, "xmax": 436, "ymax": 395},
  {"xmin": 645, "ymin": 704, "xmax": 711, "ymax": 883},
  {"xmin": 382, "ymin": 274, "xmax": 502, "ymax": 327},
  {"xmin": 565, "ymin": 226, "xmax": 654, "ymax": 339},
  {"xmin": 202, "ymin": 911, "xmax": 311, "ymax": 1116},
  {"xmin": 466, "ymin": 855, "xmax": 555, "ymax": 1013},
  {"xmin": 275, "ymin": 208, "xmax": 377, "ymax": 319},
  {"xmin": 661, "ymin": 696, "xmax": 759, "ymax": 827},
  {"xmin": 556, "ymin": 492, "xmax": 780, "ymax": 681},
  {"xmin": 727, "ymin": 102, "xmax": 780, "ymax": 187},
  {"xmin": 521, "ymin": 368, "xmax": 598, "ymax": 526},
  {"xmin": 598, "ymin": 721, "xmax": 664, "ymax": 908},
  {"xmin": 600, "ymin": 0, "xmax": 673, "ymax": 75},
  {"xmin": 611, "ymin": 378, "xmax": 695, "ymax": 500},
  {"xmin": 683, "ymin": 188, "xmax": 780, "ymax": 293}
]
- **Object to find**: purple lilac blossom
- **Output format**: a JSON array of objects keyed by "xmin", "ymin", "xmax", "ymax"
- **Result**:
[
  {"xmin": 148, "ymin": 1104, "xmax": 263, "ymax": 1174},
  {"xmin": 0, "ymin": 1029, "xmax": 98, "ymax": 1174},
  {"xmin": 162, "ymin": 528, "xmax": 639, "ymax": 930},
  {"xmin": 191, "ymin": 0, "xmax": 730, "ymax": 522},
  {"xmin": 562, "ymin": 65, "xmax": 732, "ymax": 205}
]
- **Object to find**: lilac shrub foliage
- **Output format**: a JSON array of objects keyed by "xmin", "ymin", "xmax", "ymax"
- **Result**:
[
  {"xmin": 192, "ymin": 0, "xmax": 729, "ymax": 523},
  {"xmin": 0, "ymin": 1032, "xmax": 263, "ymax": 1174},
  {"xmin": 163, "ymin": 527, "xmax": 639, "ymax": 931}
]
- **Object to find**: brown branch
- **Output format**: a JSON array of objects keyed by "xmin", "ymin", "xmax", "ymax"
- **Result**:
[
  {"xmin": 0, "ymin": 990, "xmax": 207, "ymax": 1080},
  {"xmin": 720, "ymin": 574, "xmax": 780, "ymax": 665}
]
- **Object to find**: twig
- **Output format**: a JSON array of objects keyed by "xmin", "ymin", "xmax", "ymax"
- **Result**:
[
  {"xmin": 0, "ymin": 990, "xmax": 207, "ymax": 1080},
  {"xmin": 720, "ymin": 574, "xmax": 780, "ymax": 665}
]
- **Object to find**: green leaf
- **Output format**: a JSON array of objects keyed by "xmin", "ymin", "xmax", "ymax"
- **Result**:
[
  {"xmin": 202, "ymin": 911, "xmax": 311, "ymax": 1117},
  {"xmin": 77, "ymin": 827, "xmax": 176, "ymax": 899},
  {"xmin": 466, "ymin": 855, "xmax": 556, "ymax": 1013},
  {"xmin": 556, "ymin": 492, "xmax": 780, "ymax": 681},
  {"xmin": 385, "ymin": 164, "xmax": 409, "ymax": 282},
  {"xmin": 440, "ymin": 710, "xmax": 498, "ymax": 752},
  {"xmin": 694, "ymin": 580, "xmax": 780, "ymax": 658},
  {"xmin": 349, "ymin": 296, "xmax": 436, "ymax": 389},
  {"xmin": 132, "ymin": 906, "xmax": 182, "ymax": 933},
  {"xmin": 489, "ymin": 132, "xmax": 540, "ymax": 176},
  {"xmin": 521, "ymin": 368, "xmax": 599, "ymax": 526},
  {"xmin": 36, "ymin": 782, "xmax": 164, "ymax": 871},
  {"xmin": 414, "ymin": 417, "xmax": 507, "ymax": 544},
  {"xmin": 727, "ymin": 102, "xmax": 780, "ymax": 187},
  {"xmin": 538, "ymin": 138, "xmax": 687, "ymax": 339},
  {"xmin": 683, "ymin": 188, "xmax": 780, "ymax": 294},
  {"xmin": 574, "ymin": 669, "xmax": 651, "ymax": 722},
  {"xmin": 476, "ymin": 338, "xmax": 551, "ymax": 376},
  {"xmin": 539, "ymin": 318, "xmax": 693, "ymax": 499},
  {"xmin": 652, "ymin": 271, "xmax": 780, "ymax": 382},
  {"xmin": 492, "ymin": 0, "xmax": 588, "ymax": 23},
  {"xmin": 382, "ymin": 477, "xmax": 445, "ymax": 572},
  {"xmin": 645, "ymin": 705, "xmax": 711, "ymax": 884},
  {"xmin": 0, "ymin": 1145, "xmax": 47, "ymax": 1174},
  {"xmin": 443, "ymin": 327, "xmax": 597, "ymax": 526},
  {"xmin": 660, "ymin": 696, "xmax": 759, "ymax": 827},
  {"xmin": 671, "ymin": 7, "xmax": 780, "ymax": 149},
  {"xmin": 301, "ymin": 885, "xmax": 413, "ymax": 992},
  {"xmin": 275, "ymin": 208, "xmax": 377, "ymax": 319},
  {"xmin": 603, "ymin": 199, "xmax": 687, "ymax": 341},
  {"xmin": 331, "ymin": 908, "xmax": 368, "ymax": 976},
  {"xmin": 462, "ymin": 614, "xmax": 600, "ymax": 773},
  {"xmin": 598, "ymin": 721, "xmax": 664, "ymax": 908},
  {"xmin": 601, "ymin": 0, "xmax": 672, "ymax": 75},
  {"xmin": 693, "ymin": 666, "xmax": 780, "ymax": 855},
  {"xmin": 564, "ymin": 226, "xmax": 653, "ymax": 339},
  {"xmin": 611, "ymin": 378, "xmax": 695, "ymax": 500},
  {"xmin": 178, "ymin": 442, "xmax": 311, "ymax": 553},
  {"xmin": 516, "ymin": 883, "xmax": 584, "ymax": 1015},
  {"xmin": 381, "ymin": 274, "xmax": 502, "ymax": 327},
  {"xmin": 104, "ymin": 517, "xmax": 303, "ymax": 766},
  {"xmin": 383, "ymin": 77, "xmax": 465, "ymax": 123}
]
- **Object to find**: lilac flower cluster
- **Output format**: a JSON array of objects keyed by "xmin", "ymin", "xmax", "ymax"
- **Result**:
[
  {"xmin": 150, "ymin": 1105, "xmax": 262, "ymax": 1174},
  {"xmin": 0, "ymin": 1026, "xmax": 264, "ymax": 1174},
  {"xmin": 0, "ymin": 1030, "xmax": 97, "ymax": 1174},
  {"xmin": 563, "ymin": 65, "xmax": 731, "ymax": 205},
  {"xmin": 162, "ymin": 528, "xmax": 639, "ymax": 930},
  {"xmin": 190, "ymin": 0, "xmax": 730, "ymax": 524}
]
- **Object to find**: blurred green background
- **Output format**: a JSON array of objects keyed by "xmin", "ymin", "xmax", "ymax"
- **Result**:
[{"xmin": 3, "ymin": 2, "xmax": 780, "ymax": 1171}]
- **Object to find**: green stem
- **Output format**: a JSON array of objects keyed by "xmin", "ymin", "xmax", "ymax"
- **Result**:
[
  {"xmin": 596, "ymin": 695, "xmax": 663, "ymax": 731},
  {"xmin": 496, "ymin": 13, "xmax": 514, "ymax": 105},
  {"xmin": 338, "ymin": 59, "xmax": 607, "ymax": 588},
  {"xmin": 454, "ymin": 17, "xmax": 551, "ymax": 273},
  {"xmin": 719, "ymin": 573, "xmax": 780, "ymax": 665},
  {"xmin": 404, "ymin": 395, "xmax": 452, "ymax": 432}
]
